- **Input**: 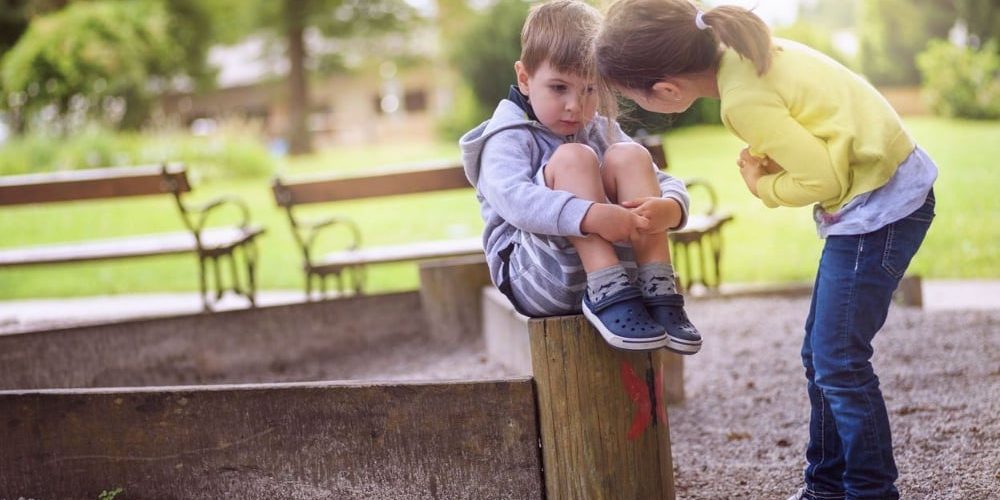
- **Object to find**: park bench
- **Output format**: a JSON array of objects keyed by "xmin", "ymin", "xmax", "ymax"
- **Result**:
[
  {"xmin": 272, "ymin": 156, "xmax": 732, "ymax": 297},
  {"xmin": 271, "ymin": 161, "xmax": 482, "ymax": 297},
  {"xmin": 0, "ymin": 163, "xmax": 263, "ymax": 310}
]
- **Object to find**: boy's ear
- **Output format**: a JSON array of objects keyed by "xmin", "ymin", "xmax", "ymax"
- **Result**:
[{"xmin": 514, "ymin": 61, "xmax": 531, "ymax": 95}]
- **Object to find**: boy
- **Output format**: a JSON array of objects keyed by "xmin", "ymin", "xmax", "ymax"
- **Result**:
[{"xmin": 459, "ymin": 0, "xmax": 701, "ymax": 353}]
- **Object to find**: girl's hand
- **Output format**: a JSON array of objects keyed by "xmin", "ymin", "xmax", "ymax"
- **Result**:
[
  {"xmin": 620, "ymin": 197, "xmax": 682, "ymax": 234},
  {"xmin": 737, "ymin": 147, "xmax": 769, "ymax": 198}
]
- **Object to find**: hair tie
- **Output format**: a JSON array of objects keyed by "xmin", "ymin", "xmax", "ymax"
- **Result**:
[{"xmin": 694, "ymin": 10, "xmax": 709, "ymax": 30}]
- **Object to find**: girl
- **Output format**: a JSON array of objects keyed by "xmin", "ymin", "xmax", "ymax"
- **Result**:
[{"xmin": 595, "ymin": 1, "xmax": 937, "ymax": 499}]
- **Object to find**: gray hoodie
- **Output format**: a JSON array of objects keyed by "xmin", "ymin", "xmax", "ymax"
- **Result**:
[{"xmin": 459, "ymin": 95, "xmax": 690, "ymax": 289}]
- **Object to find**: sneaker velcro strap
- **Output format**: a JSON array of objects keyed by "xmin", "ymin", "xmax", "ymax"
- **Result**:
[
  {"xmin": 589, "ymin": 286, "xmax": 644, "ymax": 313},
  {"xmin": 644, "ymin": 293, "xmax": 685, "ymax": 308}
]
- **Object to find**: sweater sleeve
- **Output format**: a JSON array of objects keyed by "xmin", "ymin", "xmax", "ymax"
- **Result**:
[
  {"xmin": 478, "ymin": 128, "xmax": 593, "ymax": 237},
  {"xmin": 723, "ymin": 89, "xmax": 843, "ymax": 208}
]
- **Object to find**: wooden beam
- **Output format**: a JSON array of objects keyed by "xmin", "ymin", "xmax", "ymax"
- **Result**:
[
  {"xmin": 0, "ymin": 380, "xmax": 543, "ymax": 499},
  {"xmin": 529, "ymin": 315, "xmax": 676, "ymax": 499}
]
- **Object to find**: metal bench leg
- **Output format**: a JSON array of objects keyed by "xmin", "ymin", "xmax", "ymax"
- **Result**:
[{"xmin": 197, "ymin": 253, "xmax": 212, "ymax": 312}]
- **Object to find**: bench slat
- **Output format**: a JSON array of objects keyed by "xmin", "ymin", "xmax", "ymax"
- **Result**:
[
  {"xmin": 274, "ymin": 163, "xmax": 468, "ymax": 206},
  {"xmin": 315, "ymin": 237, "xmax": 482, "ymax": 269},
  {"xmin": 0, "ymin": 164, "xmax": 190, "ymax": 206},
  {"xmin": 0, "ymin": 226, "xmax": 263, "ymax": 267}
]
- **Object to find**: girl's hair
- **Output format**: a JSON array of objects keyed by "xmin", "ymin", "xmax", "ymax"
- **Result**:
[
  {"xmin": 520, "ymin": 0, "xmax": 602, "ymax": 77},
  {"xmin": 596, "ymin": 0, "xmax": 772, "ymax": 92}
]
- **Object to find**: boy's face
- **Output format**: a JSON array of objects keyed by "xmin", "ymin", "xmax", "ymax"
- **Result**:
[{"xmin": 515, "ymin": 60, "xmax": 597, "ymax": 137}]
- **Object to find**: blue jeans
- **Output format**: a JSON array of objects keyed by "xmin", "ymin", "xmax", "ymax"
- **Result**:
[{"xmin": 801, "ymin": 189, "xmax": 935, "ymax": 500}]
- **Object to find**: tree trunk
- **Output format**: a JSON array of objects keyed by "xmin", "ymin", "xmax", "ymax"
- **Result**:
[{"xmin": 286, "ymin": 0, "xmax": 312, "ymax": 155}]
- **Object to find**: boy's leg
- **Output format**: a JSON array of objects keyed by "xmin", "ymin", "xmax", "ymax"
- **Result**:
[
  {"xmin": 807, "ymin": 191, "xmax": 934, "ymax": 499},
  {"xmin": 545, "ymin": 143, "xmax": 666, "ymax": 350},
  {"xmin": 601, "ymin": 142, "xmax": 700, "ymax": 354},
  {"xmin": 544, "ymin": 143, "xmax": 619, "ymax": 272}
]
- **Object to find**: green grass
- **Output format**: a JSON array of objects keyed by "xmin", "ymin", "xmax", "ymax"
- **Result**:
[{"xmin": 0, "ymin": 118, "xmax": 997, "ymax": 299}]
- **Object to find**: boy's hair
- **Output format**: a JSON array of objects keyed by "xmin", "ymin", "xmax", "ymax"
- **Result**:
[
  {"xmin": 596, "ymin": 0, "xmax": 772, "ymax": 92},
  {"xmin": 520, "ymin": 0, "xmax": 602, "ymax": 77}
]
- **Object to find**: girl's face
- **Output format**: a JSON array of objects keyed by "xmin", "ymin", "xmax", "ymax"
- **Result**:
[
  {"xmin": 618, "ymin": 84, "xmax": 695, "ymax": 115},
  {"xmin": 516, "ymin": 60, "xmax": 598, "ymax": 137}
]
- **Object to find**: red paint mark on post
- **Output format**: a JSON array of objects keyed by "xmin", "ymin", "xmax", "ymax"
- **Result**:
[{"xmin": 620, "ymin": 361, "xmax": 652, "ymax": 440}]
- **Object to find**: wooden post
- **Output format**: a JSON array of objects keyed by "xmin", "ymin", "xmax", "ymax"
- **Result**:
[
  {"xmin": 418, "ymin": 254, "xmax": 491, "ymax": 342},
  {"xmin": 894, "ymin": 274, "xmax": 923, "ymax": 308},
  {"xmin": 530, "ymin": 315, "xmax": 676, "ymax": 500},
  {"xmin": 654, "ymin": 349, "xmax": 685, "ymax": 405}
]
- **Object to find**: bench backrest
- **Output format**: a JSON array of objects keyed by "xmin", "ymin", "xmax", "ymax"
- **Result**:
[
  {"xmin": 272, "ymin": 161, "xmax": 469, "ymax": 207},
  {"xmin": 0, "ymin": 164, "xmax": 190, "ymax": 206}
]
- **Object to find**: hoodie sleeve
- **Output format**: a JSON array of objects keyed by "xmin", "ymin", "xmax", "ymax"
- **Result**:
[{"xmin": 477, "ymin": 128, "xmax": 593, "ymax": 237}]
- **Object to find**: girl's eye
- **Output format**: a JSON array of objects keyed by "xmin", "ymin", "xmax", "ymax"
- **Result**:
[{"xmin": 584, "ymin": 86, "xmax": 595, "ymax": 95}]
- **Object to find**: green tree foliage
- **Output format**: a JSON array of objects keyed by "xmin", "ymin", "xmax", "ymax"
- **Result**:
[
  {"xmin": 859, "ymin": 0, "xmax": 957, "ymax": 85},
  {"xmin": 450, "ymin": 0, "xmax": 527, "ymax": 121},
  {"xmin": 0, "ymin": 0, "xmax": 243, "ymax": 131},
  {"xmin": 0, "ymin": 1, "xmax": 185, "ymax": 130},
  {"xmin": 917, "ymin": 39, "xmax": 1000, "ymax": 119},
  {"xmin": 956, "ymin": 0, "xmax": 999, "ymax": 49}
]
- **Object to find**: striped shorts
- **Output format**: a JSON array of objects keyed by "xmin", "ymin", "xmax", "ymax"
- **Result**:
[{"xmin": 499, "ymin": 165, "xmax": 638, "ymax": 317}]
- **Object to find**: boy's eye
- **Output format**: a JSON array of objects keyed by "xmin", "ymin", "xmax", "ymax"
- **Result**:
[{"xmin": 550, "ymin": 84, "xmax": 568, "ymax": 93}]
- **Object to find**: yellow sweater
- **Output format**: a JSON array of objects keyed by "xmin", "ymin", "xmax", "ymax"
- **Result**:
[{"xmin": 717, "ymin": 38, "xmax": 915, "ymax": 211}]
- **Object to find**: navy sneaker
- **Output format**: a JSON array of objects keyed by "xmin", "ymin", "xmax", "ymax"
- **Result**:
[
  {"xmin": 644, "ymin": 293, "xmax": 702, "ymax": 355},
  {"xmin": 581, "ymin": 286, "xmax": 668, "ymax": 351}
]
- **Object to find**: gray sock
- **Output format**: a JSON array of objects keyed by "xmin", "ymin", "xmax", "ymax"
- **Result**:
[
  {"xmin": 587, "ymin": 264, "xmax": 632, "ymax": 303},
  {"xmin": 637, "ymin": 262, "xmax": 677, "ymax": 297}
]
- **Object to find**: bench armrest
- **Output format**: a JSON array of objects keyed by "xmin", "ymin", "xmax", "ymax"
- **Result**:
[
  {"xmin": 182, "ymin": 195, "xmax": 253, "ymax": 232},
  {"xmin": 293, "ymin": 215, "xmax": 363, "ymax": 262},
  {"xmin": 683, "ymin": 177, "xmax": 720, "ymax": 216}
]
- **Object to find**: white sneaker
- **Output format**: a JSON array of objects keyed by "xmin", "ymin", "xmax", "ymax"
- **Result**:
[{"xmin": 787, "ymin": 487, "xmax": 807, "ymax": 500}]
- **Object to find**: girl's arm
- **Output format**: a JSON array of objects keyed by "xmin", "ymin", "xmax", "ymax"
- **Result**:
[{"xmin": 724, "ymin": 94, "xmax": 843, "ymax": 208}]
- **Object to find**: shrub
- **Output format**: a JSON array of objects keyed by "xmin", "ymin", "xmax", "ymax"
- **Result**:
[
  {"xmin": 0, "ymin": 123, "xmax": 274, "ymax": 179},
  {"xmin": 917, "ymin": 40, "xmax": 1000, "ymax": 120}
]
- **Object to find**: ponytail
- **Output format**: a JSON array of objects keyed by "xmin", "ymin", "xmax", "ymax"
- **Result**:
[
  {"xmin": 597, "ymin": 0, "xmax": 773, "ymax": 93},
  {"xmin": 702, "ymin": 5, "xmax": 772, "ymax": 75}
]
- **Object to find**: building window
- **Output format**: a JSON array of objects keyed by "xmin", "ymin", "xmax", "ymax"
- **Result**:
[{"xmin": 404, "ymin": 90, "xmax": 427, "ymax": 112}]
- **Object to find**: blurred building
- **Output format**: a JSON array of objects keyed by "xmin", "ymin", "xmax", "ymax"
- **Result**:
[{"xmin": 159, "ymin": 29, "xmax": 450, "ymax": 148}]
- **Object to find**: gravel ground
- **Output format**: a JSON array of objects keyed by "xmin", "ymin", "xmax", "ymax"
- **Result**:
[
  {"xmin": 309, "ymin": 295, "xmax": 999, "ymax": 499},
  {"xmin": 672, "ymin": 297, "xmax": 1000, "ymax": 500}
]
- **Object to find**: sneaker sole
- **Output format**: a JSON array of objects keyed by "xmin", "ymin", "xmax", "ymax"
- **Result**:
[
  {"xmin": 581, "ymin": 301, "xmax": 669, "ymax": 351},
  {"xmin": 664, "ymin": 336, "xmax": 701, "ymax": 355}
]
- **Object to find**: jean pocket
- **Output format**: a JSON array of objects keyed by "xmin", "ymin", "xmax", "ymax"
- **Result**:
[{"xmin": 881, "ymin": 213, "xmax": 933, "ymax": 279}]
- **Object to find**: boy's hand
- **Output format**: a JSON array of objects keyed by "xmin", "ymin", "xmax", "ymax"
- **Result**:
[
  {"xmin": 581, "ymin": 203, "xmax": 650, "ymax": 243},
  {"xmin": 620, "ymin": 197, "xmax": 682, "ymax": 234}
]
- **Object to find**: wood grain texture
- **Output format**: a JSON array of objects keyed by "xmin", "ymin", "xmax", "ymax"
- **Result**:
[
  {"xmin": 529, "ymin": 315, "xmax": 676, "ymax": 500},
  {"xmin": 0, "ymin": 379, "xmax": 542, "ymax": 500}
]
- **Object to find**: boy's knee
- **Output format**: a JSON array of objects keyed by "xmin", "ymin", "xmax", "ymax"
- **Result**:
[
  {"xmin": 546, "ymin": 143, "xmax": 600, "ymax": 178},
  {"xmin": 604, "ymin": 142, "xmax": 654, "ymax": 174}
]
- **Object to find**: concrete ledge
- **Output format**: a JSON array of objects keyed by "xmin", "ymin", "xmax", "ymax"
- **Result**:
[
  {"xmin": 0, "ymin": 292, "xmax": 428, "ymax": 390},
  {"xmin": 0, "ymin": 379, "xmax": 542, "ymax": 499},
  {"xmin": 481, "ymin": 286, "xmax": 532, "ymax": 375}
]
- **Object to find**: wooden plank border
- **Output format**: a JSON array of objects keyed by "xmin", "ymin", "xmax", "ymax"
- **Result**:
[{"xmin": 0, "ymin": 379, "xmax": 542, "ymax": 499}]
